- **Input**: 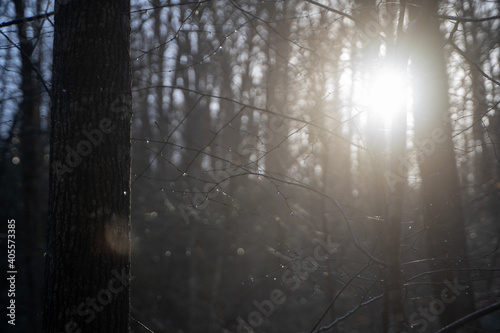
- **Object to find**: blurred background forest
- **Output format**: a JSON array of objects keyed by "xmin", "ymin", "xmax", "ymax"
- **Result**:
[{"xmin": 1, "ymin": 0, "xmax": 499, "ymax": 332}]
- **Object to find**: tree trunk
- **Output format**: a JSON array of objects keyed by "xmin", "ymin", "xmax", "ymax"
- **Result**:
[
  {"xmin": 13, "ymin": 0, "xmax": 44, "ymax": 329},
  {"xmin": 383, "ymin": 78, "xmax": 406, "ymax": 333},
  {"xmin": 410, "ymin": 0, "xmax": 475, "ymax": 330},
  {"xmin": 44, "ymin": 1, "xmax": 132, "ymax": 332},
  {"xmin": 383, "ymin": 3, "xmax": 406, "ymax": 332}
]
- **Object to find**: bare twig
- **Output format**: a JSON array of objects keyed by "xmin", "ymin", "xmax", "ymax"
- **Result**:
[
  {"xmin": 0, "ymin": 31, "xmax": 52, "ymax": 98},
  {"xmin": 0, "ymin": 11, "xmax": 54, "ymax": 29},
  {"xmin": 134, "ymin": 86, "xmax": 367, "ymax": 151},
  {"xmin": 303, "ymin": 0, "xmax": 500, "ymax": 24},
  {"xmin": 435, "ymin": 301, "xmax": 500, "ymax": 333},
  {"xmin": 314, "ymin": 294, "xmax": 383, "ymax": 332},
  {"xmin": 304, "ymin": 0, "xmax": 357, "ymax": 23},
  {"xmin": 310, "ymin": 264, "xmax": 372, "ymax": 332},
  {"xmin": 450, "ymin": 41, "xmax": 500, "ymax": 87},
  {"xmin": 131, "ymin": 316, "xmax": 156, "ymax": 333},
  {"xmin": 436, "ymin": 13, "xmax": 500, "ymax": 23}
]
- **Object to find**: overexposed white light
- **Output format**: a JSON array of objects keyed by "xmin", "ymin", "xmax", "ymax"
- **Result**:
[{"xmin": 368, "ymin": 67, "xmax": 408, "ymax": 126}]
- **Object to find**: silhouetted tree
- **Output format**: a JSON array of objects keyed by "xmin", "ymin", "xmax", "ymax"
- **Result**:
[{"xmin": 44, "ymin": 0, "xmax": 132, "ymax": 332}]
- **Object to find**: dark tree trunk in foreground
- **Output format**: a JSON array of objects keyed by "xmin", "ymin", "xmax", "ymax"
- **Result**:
[
  {"xmin": 44, "ymin": 1, "xmax": 132, "ymax": 332},
  {"xmin": 410, "ymin": 1, "xmax": 475, "ymax": 330}
]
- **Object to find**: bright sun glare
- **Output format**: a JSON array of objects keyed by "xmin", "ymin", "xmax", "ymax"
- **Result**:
[{"xmin": 368, "ymin": 67, "xmax": 408, "ymax": 126}]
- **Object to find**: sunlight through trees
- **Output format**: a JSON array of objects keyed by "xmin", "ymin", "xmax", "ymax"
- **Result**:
[{"xmin": 0, "ymin": 0, "xmax": 499, "ymax": 332}]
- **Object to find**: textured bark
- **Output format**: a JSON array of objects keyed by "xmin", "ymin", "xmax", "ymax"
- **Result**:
[{"xmin": 44, "ymin": 1, "xmax": 132, "ymax": 332}]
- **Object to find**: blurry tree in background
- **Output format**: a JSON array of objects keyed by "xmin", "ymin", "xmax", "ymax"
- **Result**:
[
  {"xmin": 0, "ymin": 0, "xmax": 499, "ymax": 332},
  {"xmin": 0, "ymin": 0, "xmax": 51, "ymax": 331}
]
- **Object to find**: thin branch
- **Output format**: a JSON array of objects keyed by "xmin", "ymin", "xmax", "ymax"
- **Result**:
[
  {"xmin": 0, "ymin": 1, "xmax": 214, "ymax": 29},
  {"xmin": 304, "ymin": 0, "xmax": 357, "ymax": 23},
  {"xmin": 453, "ymin": 100, "xmax": 500, "ymax": 138},
  {"xmin": 0, "ymin": 11, "xmax": 53, "ymax": 29},
  {"xmin": 445, "ymin": 20, "xmax": 459, "ymax": 45},
  {"xmin": 310, "ymin": 264, "xmax": 371, "ymax": 332},
  {"xmin": 230, "ymin": 0, "xmax": 317, "ymax": 54},
  {"xmin": 314, "ymin": 294, "xmax": 383, "ymax": 332},
  {"xmin": 131, "ymin": 133, "xmax": 384, "ymax": 266},
  {"xmin": 303, "ymin": 1, "xmax": 500, "ymax": 24},
  {"xmin": 131, "ymin": 95, "xmax": 203, "ymax": 186},
  {"xmin": 135, "ymin": 2, "xmax": 203, "ymax": 60},
  {"xmin": 435, "ymin": 301, "xmax": 500, "ymax": 333},
  {"xmin": 436, "ymin": 13, "xmax": 500, "ymax": 23},
  {"xmin": 130, "ymin": 316, "xmax": 156, "ymax": 333},
  {"xmin": 205, "ymin": 171, "xmax": 385, "ymax": 266},
  {"xmin": 0, "ymin": 31, "xmax": 52, "ymax": 99},
  {"xmin": 450, "ymin": 41, "xmax": 500, "ymax": 87},
  {"xmin": 305, "ymin": 0, "xmax": 390, "ymax": 46},
  {"xmin": 1, "ymin": 3, "xmax": 496, "ymax": 31},
  {"xmin": 130, "ymin": 0, "xmax": 211, "ymax": 14},
  {"xmin": 134, "ymin": 86, "xmax": 367, "ymax": 151}
]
